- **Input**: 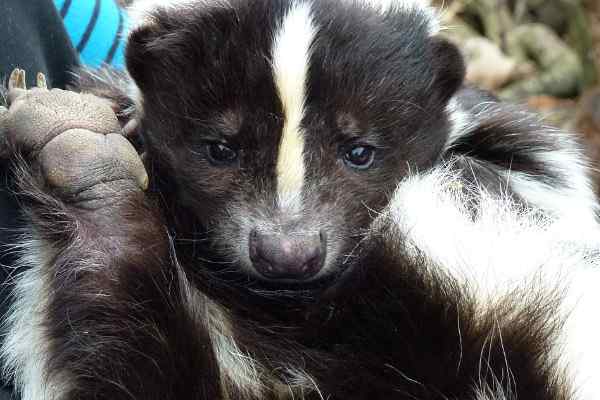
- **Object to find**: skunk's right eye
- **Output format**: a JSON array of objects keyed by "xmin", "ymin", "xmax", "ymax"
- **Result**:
[{"xmin": 207, "ymin": 143, "xmax": 238, "ymax": 166}]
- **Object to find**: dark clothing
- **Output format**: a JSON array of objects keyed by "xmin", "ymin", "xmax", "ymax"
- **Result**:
[
  {"xmin": 0, "ymin": 0, "xmax": 79, "ymax": 88},
  {"xmin": 0, "ymin": 2, "xmax": 79, "ymax": 398}
]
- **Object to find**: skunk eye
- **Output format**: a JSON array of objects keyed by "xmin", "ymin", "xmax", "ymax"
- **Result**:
[
  {"xmin": 343, "ymin": 145, "xmax": 375, "ymax": 170},
  {"xmin": 207, "ymin": 143, "xmax": 238, "ymax": 165}
]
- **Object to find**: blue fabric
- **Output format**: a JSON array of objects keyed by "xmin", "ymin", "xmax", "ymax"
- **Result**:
[{"xmin": 52, "ymin": 0, "xmax": 127, "ymax": 69}]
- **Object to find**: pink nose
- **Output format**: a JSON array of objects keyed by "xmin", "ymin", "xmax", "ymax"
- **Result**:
[{"xmin": 248, "ymin": 229, "xmax": 326, "ymax": 281}]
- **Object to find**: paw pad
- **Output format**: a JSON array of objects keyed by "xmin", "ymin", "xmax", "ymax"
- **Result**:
[{"xmin": 2, "ymin": 68, "xmax": 148, "ymax": 200}]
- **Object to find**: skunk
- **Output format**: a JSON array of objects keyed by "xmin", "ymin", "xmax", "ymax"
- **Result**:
[{"xmin": 2, "ymin": 0, "xmax": 599, "ymax": 399}]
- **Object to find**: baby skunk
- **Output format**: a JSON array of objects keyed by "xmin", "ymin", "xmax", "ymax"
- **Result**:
[{"xmin": 2, "ymin": 0, "xmax": 599, "ymax": 399}]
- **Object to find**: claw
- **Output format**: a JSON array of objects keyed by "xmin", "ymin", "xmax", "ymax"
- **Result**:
[
  {"xmin": 8, "ymin": 68, "xmax": 26, "ymax": 91},
  {"xmin": 36, "ymin": 72, "xmax": 48, "ymax": 89},
  {"xmin": 7, "ymin": 69, "xmax": 18, "ymax": 91}
]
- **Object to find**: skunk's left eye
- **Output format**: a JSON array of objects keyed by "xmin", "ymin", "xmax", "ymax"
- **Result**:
[
  {"xmin": 343, "ymin": 145, "xmax": 375, "ymax": 170},
  {"xmin": 207, "ymin": 143, "xmax": 238, "ymax": 166}
]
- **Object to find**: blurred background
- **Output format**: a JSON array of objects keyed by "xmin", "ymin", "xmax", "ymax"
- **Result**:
[{"xmin": 430, "ymin": 0, "xmax": 600, "ymax": 191}]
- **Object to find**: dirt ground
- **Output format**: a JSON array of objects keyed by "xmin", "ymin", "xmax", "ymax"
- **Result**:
[
  {"xmin": 586, "ymin": 0, "xmax": 600, "ymax": 72},
  {"xmin": 530, "ymin": 0, "xmax": 600, "ymax": 192}
]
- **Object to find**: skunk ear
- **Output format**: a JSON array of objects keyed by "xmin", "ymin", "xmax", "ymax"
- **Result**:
[
  {"xmin": 429, "ymin": 38, "xmax": 465, "ymax": 104},
  {"xmin": 125, "ymin": 24, "xmax": 164, "ymax": 92},
  {"xmin": 125, "ymin": 28, "xmax": 154, "ymax": 90}
]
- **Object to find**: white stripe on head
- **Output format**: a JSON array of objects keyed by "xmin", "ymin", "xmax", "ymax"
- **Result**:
[{"xmin": 272, "ymin": 1, "xmax": 316, "ymax": 210}]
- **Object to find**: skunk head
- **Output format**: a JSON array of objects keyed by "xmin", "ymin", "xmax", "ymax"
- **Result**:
[{"xmin": 125, "ymin": 0, "xmax": 464, "ymax": 284}]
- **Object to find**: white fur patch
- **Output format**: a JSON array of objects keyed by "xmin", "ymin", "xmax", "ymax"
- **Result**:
[
  {"xmin": 172, "ymin": 250, "xmax": 265, "ymax": 398},
  {"xmin": 444, "ymin": 97, "xmax": 472, "ymax": 150},
  {"xmin": 127, "ymin": 79, "xmax": 144, "ymax": 121},
  {"xmin": 1, "ymin": 237, "xmax": 72, "ymax": 400},
  {"xmin": 558, "ymin": 267, "xmax": 600, "ymax": 400},
  {"xmin": 209, "ymin": 312, "xmax": 265, "ymax": 399},
  {"xmin": 383, "ymin": 166, "xmax": 600, "ymax": 300},
  {"xmin": 276, "ymin": 367, "xmax": 324, "ymax": 399},
  {"xmin": 174, "ymin": 249, "xmax": 322, "ymax": 399},
  {"xmin": 474, "ymin": 383, "xmax": 513, "ymax": 400},
  {"xmin": 378, "ymin": 165, "xmax": 600, "ymax": 399},
  {"xmin": 504, "ymin": 148, "xmax": 599, "ymax": 224},
  {"xmin": 272, "ymin": 2, "xmax": 316, "ymax": 211}
]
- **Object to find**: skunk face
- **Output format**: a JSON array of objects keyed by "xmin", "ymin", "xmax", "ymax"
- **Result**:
[{"xmin": 127, "ymin": 0, "xmax": 464, "ymax": 283}]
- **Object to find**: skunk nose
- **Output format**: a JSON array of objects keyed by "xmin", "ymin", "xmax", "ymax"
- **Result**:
[{"xmin": 249, "ymin": 229, "xmax": 326, "ymax": 280}]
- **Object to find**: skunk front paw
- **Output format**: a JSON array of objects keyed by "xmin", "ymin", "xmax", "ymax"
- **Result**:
[{"xmin": 0, "ymin": 69, "xmax": 148, "ymax": 205}]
